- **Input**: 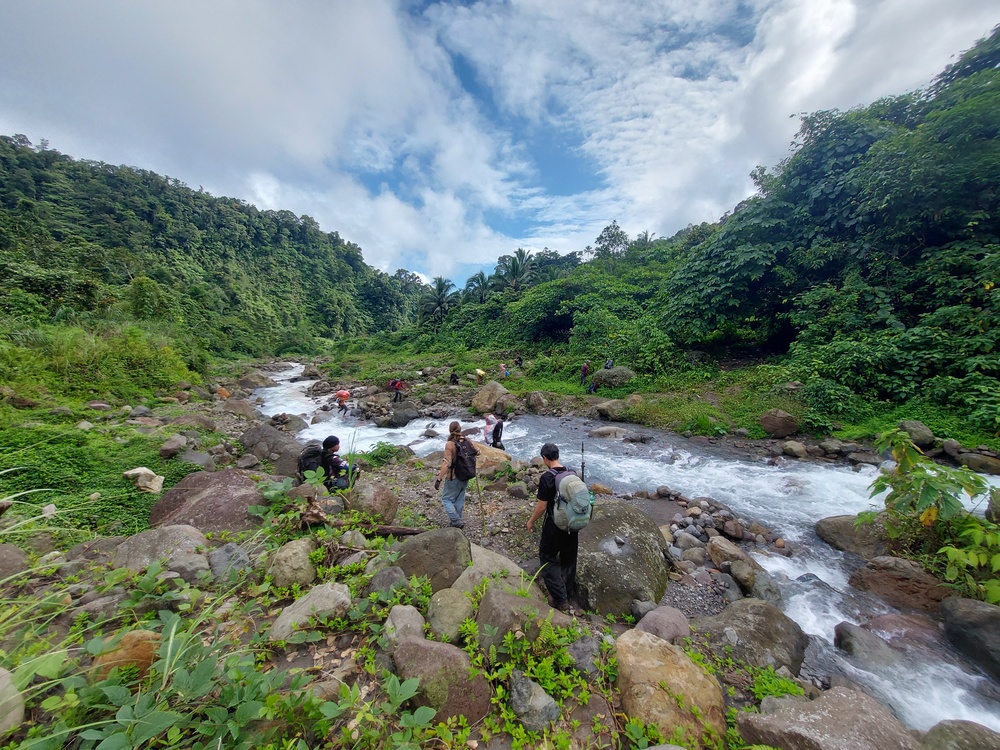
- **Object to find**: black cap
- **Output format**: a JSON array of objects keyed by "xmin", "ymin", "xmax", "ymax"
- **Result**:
[
  {"xmin": 540, "ymin": 442, "xmax": 559, "ymax": 460},
  {"xmin": 323, "ymin": 435, "xmax": 340, "ymax": 451}
]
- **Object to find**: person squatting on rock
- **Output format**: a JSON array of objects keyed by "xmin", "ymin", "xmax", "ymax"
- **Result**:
[
  {"xmin": 298, "ymin": 435, "xmax": 357, "ymax": 492},
  {"xmin": 434, "ymin": 421, "xmax": 479, "ymax": 529},
  {"xmin": 527, "ymin": 442, "xmax": 581, "ymax": 615}
]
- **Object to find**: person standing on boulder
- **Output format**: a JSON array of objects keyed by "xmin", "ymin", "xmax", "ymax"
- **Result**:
[
  {"xmin": 527, "ymin": 442, "xmax": 581, "ymax": 615},
  {"xmin": 434, "ymin": 421, "xmax": 479, "ymax": 529}
]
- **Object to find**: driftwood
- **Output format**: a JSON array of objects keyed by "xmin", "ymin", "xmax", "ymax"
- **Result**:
[{"xmin": 296, "ymin": 498, "xmax": 427, "ymax": 536}]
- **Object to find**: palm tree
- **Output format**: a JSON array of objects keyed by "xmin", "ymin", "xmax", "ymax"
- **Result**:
[
  {"xmin": 463, "ymin": 271, "xmax": 491, "ymax": 304},
  {"xmin": 417, "ymin": 276, "xmax": 460, "ymax": 330},
  {"xmin": 493, "ymin": 248, "xmax": 536, "ymax": 294}
]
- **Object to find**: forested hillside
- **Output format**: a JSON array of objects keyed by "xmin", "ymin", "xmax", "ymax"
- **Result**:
[
  {"xmin": 0, "ymin": 138, "xmax": 424, "ymax": 360},
  {"xmin": 382, "ymin": 26, "xmax": 998, "ymax": 435}
]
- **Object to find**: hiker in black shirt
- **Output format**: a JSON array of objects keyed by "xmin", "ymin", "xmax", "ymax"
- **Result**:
[{"xmin": 527, "ymin": 442, "xmax": 580, "ymax": 615}]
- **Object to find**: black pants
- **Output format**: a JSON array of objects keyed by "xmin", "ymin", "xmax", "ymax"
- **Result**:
[{"xmin": 538, "ymin": 514, "xmax": 578, "ymax": 606}]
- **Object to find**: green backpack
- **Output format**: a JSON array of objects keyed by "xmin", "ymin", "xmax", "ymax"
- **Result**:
[{"xmin": 549, "ymin": 468, "xmax": 594, "ymax": 532}]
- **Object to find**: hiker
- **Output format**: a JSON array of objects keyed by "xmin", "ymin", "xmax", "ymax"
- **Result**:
[
  {"xmin": 335, "ymin": 388, "xmax": 350, "ymax": 416},
  {"xmin": 392, "ymin": 379, "xmax": 407, "ymax": 402},
  {"xmin": 603, "ymin": 358, "xmax": 614, "ymax": 369},
  {"xmin": 587, "ymin": 380, "xmax": 598, "ymax": 394},
  {"xmin": 491, "ymin": 414, "xmax": 505, "ymax": 449},
  {"xmin": 297, "ymin": 436, "xmax": 355, "ymax": 492},
  {"xmin": 579, "ymin": 361, "xmax": 590, "ymax": 386},
  {"xmin": 475, "ymin": 368, "xmax": 486, "ymax": 384},
  {"xmin": 483, "ymin": 413, "xmax": 498, "ymax": 443},
  {"xmin": 527, "ymin": 442, "xmax": 581, "ymax": 615},
  {"xmin": 450, "ymin": 371, "xmax": 460, "ymax": 385},
  {"xmin": 499, "ymin": 363, "xmax": 509, "ymax": 379},
  {"xmin": 514, "ymin": 356, "xmax": 523, "ymax": 368},
  {"xmin": 434, "ymin": 421, "xmax": 479, "ymax": 529}
]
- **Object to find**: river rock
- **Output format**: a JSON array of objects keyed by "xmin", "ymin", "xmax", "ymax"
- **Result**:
[
  {"xmin": 591, "ymin": 366, "xmax": 636, "ymax": 387},
  {"xmin": 759, "ymin": 409, "xmax": 799, "ymax": 438},
  {"xmin": 577, "ymin": 501, "xmax": 670, "ymax": 616},
  {"xmin": 384, "ymin": 605, "xmax": 426, "ymax": 654},
  {"xmin": 957, "ymin": 453, "xmax": 1000, "ymax": 475},
  {"xmin": 920, "ymin": 719, "xmax": 1000, "ymax": 750},
  {"xmin": 150, "ymin": 469, "xmax": 278, "ymax": 533},
  {"xmin": 898, "ymin": 420, "xmax": 935, "ymax": 447},
  {"xmin": 0, "ymin": 544, "xmax": 28, "ymax": 579},
  {"xmin": 208, "ymin": 542, "xmax": 252, "ymax": 580},
  {"xmin": 426, "ymin": 588, "xmax": 474, "ymax": 643},
  {"xmin": 989, "ymin": 491, "xmax": 1000, "ymax": 524},
  {"xmin": 451, "ymin": 543, "xmax": 543, "ymax": 600},
  {"xmin": 635, "ymin": 606, "xmax": 689, "ymax": 643},
  {"xmin": 475, "ymin": 587, "xmax": 575, "ymax": 651},
  {"xmin": 472, "ymin": 381, "xmax": 510, "ymax": 413},
  {"xmin": 237, "ymin": 369, "xmax": 277, "ymax": 389},
  {"xmin": 239, "ymin": 423, "xmax": 303, "ymax": 478},
  {"xmin": 112, "ymin": 525, "xmax": 210, "ymax": 582},
  {"xmin": 525, "ymin": 391, "xmax": 549, "ymax": 412},
  {"xmin": 268, "ymin": 538, "xmax": 318, "ymax": 588},
  {"xmin": 588, "ymin": 425, "xmax": 628, "ymax": 438},
  {"xmin": 863, "ymin": 613, "xmax": 944, "ymax": 651},
  {"xmin": 345, "ymin": 480, "xmax": 399, "ymax": 524},
  {"xmin": 396, "ymin": 528, "xmax": 471, "ymax": 592},
  {"xmin": 509, "ymin": 670, "xmax": 560, "ymax": 732},
  {"xmin": 691, "ymin": 598, "xmax": 808, "ymax": 676},
  {"xmin": 834, "ymin": 622, "xmax": 901, "ymax": 667},
  {"xmin": 595, "ymin": 400, "xmax": 627, "ymax": 420},
  {"xmin": 393, "ymin": 638, "xmax": 492, "ymax": 723},
  {"xmin": 387, "ymin": 401, "xmax": 420, "ymax": 427},
  {"xmin": 0, "ymin": 667, "xmax": 24, "ymax": 735},
  {"xmin": 738, "ymin": 686, "xmax": 918, "ymax": 750},
  {"xmin": 848, "ymin": 556, "xmax": 950, "ymax": 613},
  {"xmin": 159, "ymin": 434, "xmax": 188, "ymax": 458},
  {"xmin": 269, "ymin": 582, "xmax": 352, "ymax": 641},
  {"xmin": 940, "ymin": 597, "xmax": 1000, "ymax": 682},
  {"xmin": 170, "ymin": 414, "xmax": 218, "ymax": 431},
  {"xmin": 122, "ymin": 466, "xmax": 164, "ymax": 493},
  {"xmin": 815, "ymin": 514, "xmax": 889, "ymax": 560},
  {"xmin": 783, "ymin": 440, "xmax": 808, "ymax": 458},
  {"xmin": 615, "ymin": 629, "xmax": 726, "ymax": 745}
]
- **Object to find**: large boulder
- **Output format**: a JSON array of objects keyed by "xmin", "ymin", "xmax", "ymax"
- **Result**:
[
  {"xmin": 759, "ymin": 409, "xmax": 799, "ymax": 438},
  {"xmin": 471, "ymin": 381, "xmax": 510, "ymax": 413},
  {"xmin": 833, "ymin": 622, "xmax": 901, "ymax": 668},
  {"xmin": 112, "ymin": 525, "xmax": 210, "ymax": 583},
  {"xmin": 396, "ymin": 528, "xmax": 472, "ymax": 592},
  {"xmin": 452, "ymin": 543, "xmax": 542, "ymax": 599},
  {"xmin": 591, "ymin": 366, "xmax": 636, "ymax": 388},
  {"xmin": 940, "ymin": 597, "xmax": 1000, "ymax": 682},
  {"xmin": 475, "ymin": 587, "xmax": 575, "ymax": 651},
  {"xmin": 346, "ymin": 480, "xmax": 399, "ymax": 524},
  {"xmin": 388, "ymin": 401, "xmax": 420, "ymax": 428},
  {"xmin": 239, "ymin": 423, "xmax": 303, "ymax": 478},
  {"xmin": 898, "ymin": 420, "xmax": 935, "ymax": 448},
  {"xmin": 149, "ymin": 469, "xmax": 279, "ymax": 532},
  {"xmin": 392, "ymin": 638, "xmax": 492, "ymax": 723},
  {"xmin": 691, "ymin": 598, "xmax": 808, "ymax": 676},
  {"xmin": 957, "ymin": 453, "xmax": 1000, "ymax": 475},
  {"xmin": 815, "ymin": 514, "xmax": 889, "ymax": 560},
  {"xmin": 848, "ymin": 556, "xmax": 950, "ymax": 614},
  {"xmin": 595, "ymin": 400, "xmax": 627, "ymax": 421},
  {"xmin": 737, "ymin": 687, "xmax": 917, "ymax": 750},
  {"xmin": 0, "ymin": 544, "xmax": 28, "ymax": 579},
  {"xmin": 577, "ymin": 501, "xmax": 670, "ymax": 616},
  {"xmin": 525, "ymin": 391, "xmax": 549, "ymax": 413},
  {"xmin": 635, "ymin": 606, "xmax": 689, "ymax": 644},
  {"xmin": 268, "ymin": 583, "xmax": 351, "ymax": 641},
  {"xmin": 236, "ymin": 369, "xmax": 277, "ymax": 389},
  {"xmin": 268, "ymin": 538, "xmax": 318, "ymax": 589},
  {"xmin": 920, "ymin": 719, "xmax": 1000, "ymax": 750},
  {"xmin": 615, "ymin": 629, "xmax": 726, "ymax": 746},
  {"xmin": 426, "ymin": 588, "xmax": 474, "ymax": 643}
]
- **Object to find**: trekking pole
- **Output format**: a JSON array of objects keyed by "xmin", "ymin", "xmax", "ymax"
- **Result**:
[
  {"xmin": 581, "ymin": 441, "xmax": 586, "ymax": 482},
  {"xmin": 475, "ymin": 475, "xmax": 486, "ymax": 536}
]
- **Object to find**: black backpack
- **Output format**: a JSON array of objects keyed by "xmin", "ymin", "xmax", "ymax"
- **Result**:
[
  {"xmin": 452, "ymin": 437, "xmax": 478, "ymax": 481},
  {"xmin": 491, "ymin": 421, "xmax": 504, "ymax": 445},
  {"xmin": 297, "ymin": 444, "xmax": 324, "ymax": 481}
]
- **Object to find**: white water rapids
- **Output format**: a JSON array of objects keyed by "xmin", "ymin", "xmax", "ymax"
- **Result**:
[{"xmin": 254, "ymin": 364, "xmax": 1000, "ymax": 733}]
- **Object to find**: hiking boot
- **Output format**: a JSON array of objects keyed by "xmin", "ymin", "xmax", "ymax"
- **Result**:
[
  {"xmin": 555, "ymin": 601, "xmax": 583, "ymax": 617},
  {"xmin": 449, "ymin": 520, "xmax": 465, "ymax": 529}
]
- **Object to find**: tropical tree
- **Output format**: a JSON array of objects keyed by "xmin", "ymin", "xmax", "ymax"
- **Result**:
[
  {"xmin": 417, "ymin": 276, "xmax": 460, "ymax": 330},
  {"xmin": 593, "ymin": 221, "xmax": 630, "ymax": 267},
  {"xmin": 463, "ymin": 271, "xmax": 492, "ymax": 304},
  {"xmin": 493, "ymin": 248, "xmax": 536, "ymax": 294}
]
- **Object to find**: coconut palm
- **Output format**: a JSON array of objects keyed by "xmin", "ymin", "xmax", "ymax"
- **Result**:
[
  {"xmin": 417, "ymin": 276, "xmax": 460, "ymax": 330},
  {"xmin": 463, "ymin": 271, "xmax": 492, "ymax": 304},
  {"xmin": 493, "ymin": 248, "xmax": 536, "ymax": 294}
]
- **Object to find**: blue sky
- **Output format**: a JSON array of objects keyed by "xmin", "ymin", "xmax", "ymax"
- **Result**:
[{"xmin": 0, "ymin": 1, "xmax": 996, "ymax": 285}]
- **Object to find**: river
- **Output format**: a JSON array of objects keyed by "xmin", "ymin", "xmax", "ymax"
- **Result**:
[{"xmin": 254, "ymin": 364, "xmax": 1000, "ymax": 733}]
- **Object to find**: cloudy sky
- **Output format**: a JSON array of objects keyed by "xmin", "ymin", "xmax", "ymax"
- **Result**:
[{"xmin": 0, "ymin": 1, "xmax": 995, "ymax": 283}]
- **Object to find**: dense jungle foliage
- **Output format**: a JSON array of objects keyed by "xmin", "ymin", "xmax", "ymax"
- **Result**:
[{"xmin": 0, "ymin": 26, "xmax": 998, "ymax": 438}]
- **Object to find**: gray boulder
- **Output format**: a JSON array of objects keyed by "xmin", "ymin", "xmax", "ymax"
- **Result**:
[
  {"xmin": 509, "ymin": 670, "xmax": 560, "ymax": 732},
  {"xmin": 738, "ymin": 687, "xmax": 917, "ymax": 750},
  {"xmin": 268, "ymin": 582, "xmax": 352, "ymax": 641},
  {"xmin": 691, "ymin": 598, "xmax": 808, "ymax": 676},
  {"xmin": 577, "ymin": 501, "xmax": 670, "ymax": 616},
  {"xmin": 833, "ymin": 622, "xmax": 901, "ymax": 668},
  {"xmin": 363, "ymin": 566, "xmax": 409, "ymax": 599},
  {"xmin": 849, "ymin": 556, "xmax": 950, "ymax": 614},
  {"xmin": 957, "ymin": 453, "xmax": 1000, "ymax": 475},
  {"xmin": 471, "ymin": 381, "xmax": 511, "ymax": 413},
  {"xmin": 0, "ymin": 544, "xmax": 28, "ymax": 579},
  {"xmin": 112, "ymin": 525, "xmax": 210, "ymax": 583},
  {"xmin": 920, "ymin": 719, "xmax": 1000, "ymax": 750},
  {"xmin": 759, "ymin": 409, "xmax": 799, "ymax": 438},
  {"xmin": 384, "ymin": 605, "xmax": 426, "ymax": 654},
  {"xmin": 268, "ymin": 538, "xmax": 318, "ymax": 588},
  {"xmin": 208, "ymin": 542, "xmax": 252, "ymax": 580},
  {"xmin": 475, "ymin": 587, "xmax": 574, "ymax": 651},
  {"xmin": 346, "ymin": 480, "xmax": 399, "ymax": 525},
  {"xmin": 591, "ymin": 366, "xmax": 636, "ymax": 387},
  {"xmin": 898, "ymin": 420, "xmax": 935, "ymax": 448},
  {"xmin": 239, "ymin": 423, "xmax": 303, "ymax": 478},
  {"xmin": 635, "ymin": 606, "xmax": 689, "ymax": 644},
  {"xmin": 451, "ymin": 543, "xmax": 542, "ymax": 599},
  {"xmin": 149, "ymin": 469, "xmax": 279, "ymax": 533},
  {"xmin": 815, "ymin": 514, "xmax": 889, "ymax": 560},
  {"xmin": 940, "ymin": 597, "xmax": 1000, "ymax": 682},
  {"xmin": 426, "ymin": 588, "xmax": 474, "ymax": 643},
  {"xmin": 159, "ymin": 434, "xmax": 187, "ymax": 458},
  {"xmin": 396, "ymin": 528, "xmax": 472, "ymax": 592},
  {"xmin": 393, "ymin": 638, "xmax": 492, "ymax": 723},
  {"xmin": 388, "ymin": 402, "xmax": 420, "ymax": 428}
]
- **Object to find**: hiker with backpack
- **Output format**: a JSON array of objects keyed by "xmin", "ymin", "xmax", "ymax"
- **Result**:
[
  {"xmin": 490, "ymin": 414, "xmax": 505, "ymax": 449},
  {"xmin": 483, "ymin": 413, "xmax": 498, "ymax": 443},
  {"xmin": 297, "ymin": 435, "xmax": 358, "ymax": 492},
  {"xmin": 579, "ymin": 361, "xmax": 590, "ymax": 386},
  {"xmin": 433, "ymin": 421, "xmax": 479, "ymax": 529},
  {"xmin": 335, "ymin": 389, "xmax": 350, "ymax": 416},
  {"xmin": 527, "ymin": 442, "xmax": 592, "ymax": 615}
]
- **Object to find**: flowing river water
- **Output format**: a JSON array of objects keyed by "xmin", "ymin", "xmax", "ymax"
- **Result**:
[{"xmin": 254, "ymin": 364, "xmax": 1000, "ymax": 733}]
